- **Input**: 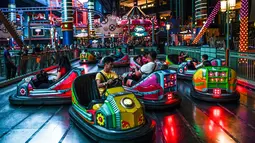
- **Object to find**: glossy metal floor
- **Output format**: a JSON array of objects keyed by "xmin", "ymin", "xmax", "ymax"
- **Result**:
[{"xmin": 0, "ymin": 62, "xmax": 254, "ymax": 143}]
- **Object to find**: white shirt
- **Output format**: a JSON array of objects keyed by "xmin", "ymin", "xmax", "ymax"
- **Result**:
[
  {"xmin": 140, "ymin": 62, "xmax": 157, "ymax": 74},
  {"xmin": 195, "ymin": 62, "xmax": 203, "ymax": 69}
]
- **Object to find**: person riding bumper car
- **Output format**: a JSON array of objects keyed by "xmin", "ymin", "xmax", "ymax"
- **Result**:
[
  {"xmin": 69, "ymin": 73, "xmax": 156, "ymax": 143},
  {"xmin": 191, "ymin": 66, "xmax": 240, "ymax": 102},
  {"xmin": 165, "ymin": 53, "xmax": 193, "ymax": 70},
  {"xmin": 9, "ymin": 68, "xmax": 84, "ymax": 105},
  {"xmin": 177, "ymin": 57, "xmax": 225, "ymax": 80},
  {"xmin": 98, "ymin": 55, "xmax": 130, "ymax": 68}
]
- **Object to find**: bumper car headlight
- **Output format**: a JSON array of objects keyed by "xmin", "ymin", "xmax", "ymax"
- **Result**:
[{"xmin": 25, "ymin": 76, "xmax": 33, "ymax": 83}]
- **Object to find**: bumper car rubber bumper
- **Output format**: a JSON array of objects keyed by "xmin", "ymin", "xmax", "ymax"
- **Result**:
[
  {"xmin": 177, "ymin": 73, "xmax": 193, "ymax": 80},
  {"xmin": 69, "ymin": 107, "xmax": 156, "ymax": 143},
  {"xmin": 9, "ymin": 94, "xmax": 71, "ymax": 105},
  {"xmin": 190, "ymin": 88, "xmax": 240, "ymax": 102},
  {"xmin": 142, "ymin": 95, "xmax": 182, "ymax": 110}
]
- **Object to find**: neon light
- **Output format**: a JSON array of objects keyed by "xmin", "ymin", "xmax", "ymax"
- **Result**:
[
  {"xmin": 239, "ymin": 0, "xmax": 249, "ymax": 52},
  {"xmin": 192, "ymin": 1, "xmax": 220, "ymax": 44}
]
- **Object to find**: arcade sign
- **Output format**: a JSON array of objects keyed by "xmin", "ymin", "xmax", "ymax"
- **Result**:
[{"xmin": 131, "ymin": 26, "xmax": 148, "ymax": 37}]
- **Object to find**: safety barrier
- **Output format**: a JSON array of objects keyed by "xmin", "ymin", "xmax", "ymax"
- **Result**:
[{"xmin": 165, "ymin": 46, "xmax": 255, "ymax": 83}]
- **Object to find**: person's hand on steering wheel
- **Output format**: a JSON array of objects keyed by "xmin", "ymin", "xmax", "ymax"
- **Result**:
[{"xmin": 107, "ymin": 79, "xmax": 113, "ymax": 85}]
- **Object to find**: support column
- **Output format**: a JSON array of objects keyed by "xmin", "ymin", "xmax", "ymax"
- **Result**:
[
  {"xmin": 61, "ymin": 0, "xmax": 73, "ymax": 46},
  {"xmin": 8, "ymin": 0, "xmax": 16, "ymax": 23},
  {"xmin": 88, "ymin": 0, "xmax": 94, "ymax": 32},
  {"xmin": 83, "ymin": 12, "xmax": 88, "ymax": 25},
  {"xmin": 19, "ymin": 12, "xmax": 24, "ymax": 42}
]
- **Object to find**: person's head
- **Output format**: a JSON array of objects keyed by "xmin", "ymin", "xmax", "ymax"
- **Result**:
[
  {"xmin": 147, "ymin": 51, "xmax": 157, "ymax": 62},
  {"xmin": 118, "ymin": 48, "xmax": 122, "ymax": 52},
  {"xmin": 202, "ymin": 54, "xmax": 209, "ymax": 61},
  {"xmin": 103, "ymin": 56, "xmax": 114, "ymax": 72},
  {"xmin": 58, "ymin": 55, "xmax": 71, "ymax": 71},
  {"xmin": 135, "ymin": 55, "xmax": 143, "ymax": 65}
]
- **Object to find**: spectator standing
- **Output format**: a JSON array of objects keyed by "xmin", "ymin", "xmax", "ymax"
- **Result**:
[{"xmin": 4, "ymin": 45, "xmax": 17, "ymax": 79}]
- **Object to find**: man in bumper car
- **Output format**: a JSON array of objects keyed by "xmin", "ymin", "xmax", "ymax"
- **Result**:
[
  {"xmin": 110, "ymin": 48, "xmax": 124, "ymax": 60},
  {"xmin": 194, "ymin": 54, "xmax": 211, "ymax": 69},
  {"xmin": 124, "ymin": 51, "xmax": 158, "ymax": 86},
  {"xmin": 96, "ymin": 56, "xmax": 119, "ymax": 96}
]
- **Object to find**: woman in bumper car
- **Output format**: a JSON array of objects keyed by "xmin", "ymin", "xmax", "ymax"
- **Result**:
[
  {"xmin": 95, "ymin": 56, "xmax": 119, "ymax": 96},
  {"xmin": 178, "ymin": 51, "xmax": 188, "ymax": 64},
  {"xmin": 37, "ymin": 55, "xmax": 71, "ymax": 88},
  {"xmin": 124, "ymin": 51, "xmax": 158, "ymax": 86}
]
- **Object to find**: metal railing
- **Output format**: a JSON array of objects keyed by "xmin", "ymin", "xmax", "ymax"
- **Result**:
[
  {"xmin": 83, "ymin": 46, "xmax": 158, "ymax": 55},
  {"xmin": 0, "ymin": 49, "xmax": 76, "ymax": 82},
  {"xmin": 165, "ymin": 46, "xmax": 255, "ymax": 81}
]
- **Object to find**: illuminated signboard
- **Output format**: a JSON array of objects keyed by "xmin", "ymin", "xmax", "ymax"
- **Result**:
[{"xmin": 131, "ymin": 26, "xmax": 148, "ymax": 37}]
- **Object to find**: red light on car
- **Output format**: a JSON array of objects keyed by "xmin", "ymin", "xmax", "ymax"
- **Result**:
[
  {"xmin": 170, "ymin": 75, "xmax": 174, "ymax": 79},
  {"xmin": 184, "ymin": 66, "xmax": 187, "ymax": 71},
  {"xmin": 164, "ymin": 83, "xmax": 167, "ymax": 88},
  {"xmin": 164, "ymin": 77, "xmax": 166, "ymax": 81},
  {"xmin": 221, "ymin": 72, "xmax": 226, "ymax": 77},
  {"xmin": 213, "ymin": 108, "xmax": 221, "ymax": 117},
  {"xmin": 179, "ymin": 69, "xmax": 183, "ymax": 73},
  {"xmin": 213, "ymin": 88, "xmax": 221, "ymax": 96},
  {"xmin": 167, "ymin": 93, "xmax": 173, "ymax": 100},
  {"xmin": 209, "ymin": 72, "xmax": 214, "ymax": 77}
]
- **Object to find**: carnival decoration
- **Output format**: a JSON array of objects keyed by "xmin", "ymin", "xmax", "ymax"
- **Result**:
[
  {"xmin": 33, "ymin": 13, "xmax": 46, "ymax": 20},
  {"xmin": 192, "ymin": 1, "xmax": 221, "ymax": 44},
  {"xmin": 94, "ymin": 15, "xmax": 123, "ymax": 36},
  {"xmin": 239, "ymin": 0, "xmax": 248, "ymax": 52},
  {"xmin": 116, "ymin": 3, "xmax": 157, "ymax": 33}
]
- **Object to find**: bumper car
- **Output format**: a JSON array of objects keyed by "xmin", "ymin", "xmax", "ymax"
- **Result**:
[
  {"xmin": 123, "ymin": 69, "xmax": 182, "ymax": 109},
  {"xmin": 9, "ymin": 68, "xmax": 84, "ymax": 105},
  {"xmin": 177, "ymin": 58, "xmax": 225, "ymax": 80},
  {"xmin": 165, "ymin": 54, "xmax": 193, "ymax": 70},
  {"xmin": 191, "ymin": 66, "xmax": 240, "ymax": 102},
  {"xmin": 98, "ymin": 55, "xmax": 130, "ymax": 68},
  {"xmin": 69, "ymin": 73, "xmax": 156, "ymax": 143},
  {"xmin": 80, "ymin": 52, "xmax": 97, "ymax": 64}
]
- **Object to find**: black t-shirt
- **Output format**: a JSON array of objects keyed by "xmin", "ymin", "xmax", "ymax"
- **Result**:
[{"xmin": 3, "ymin": 49, "xmax": 11, "ymax": 64}]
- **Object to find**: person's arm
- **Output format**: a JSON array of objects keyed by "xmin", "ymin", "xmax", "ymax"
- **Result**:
[
  {"xmin": 96, "ymin": 73, "xmax": 110, "ymax": 88},
  {"xmin": 195, "ymin": 62, "xmax": 203, "ymax": 69},
  {"xmin": 55, "ymin": 72, "xmax": 62, "ymax": 80}
]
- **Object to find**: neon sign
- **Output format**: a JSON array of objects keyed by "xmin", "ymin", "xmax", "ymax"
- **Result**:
[
  {"xmin": 132, "ymin": 26, "xmax": 147, "ymax": 37},
  {"xmin": 134, "ymin": 26, "xmax": 145, "ymax": 32}
]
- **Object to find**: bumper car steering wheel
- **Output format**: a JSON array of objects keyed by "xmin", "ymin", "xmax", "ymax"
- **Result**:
[{"xmin": 108, "ymin": 78, "xmax": 122, "ymax": 88}]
